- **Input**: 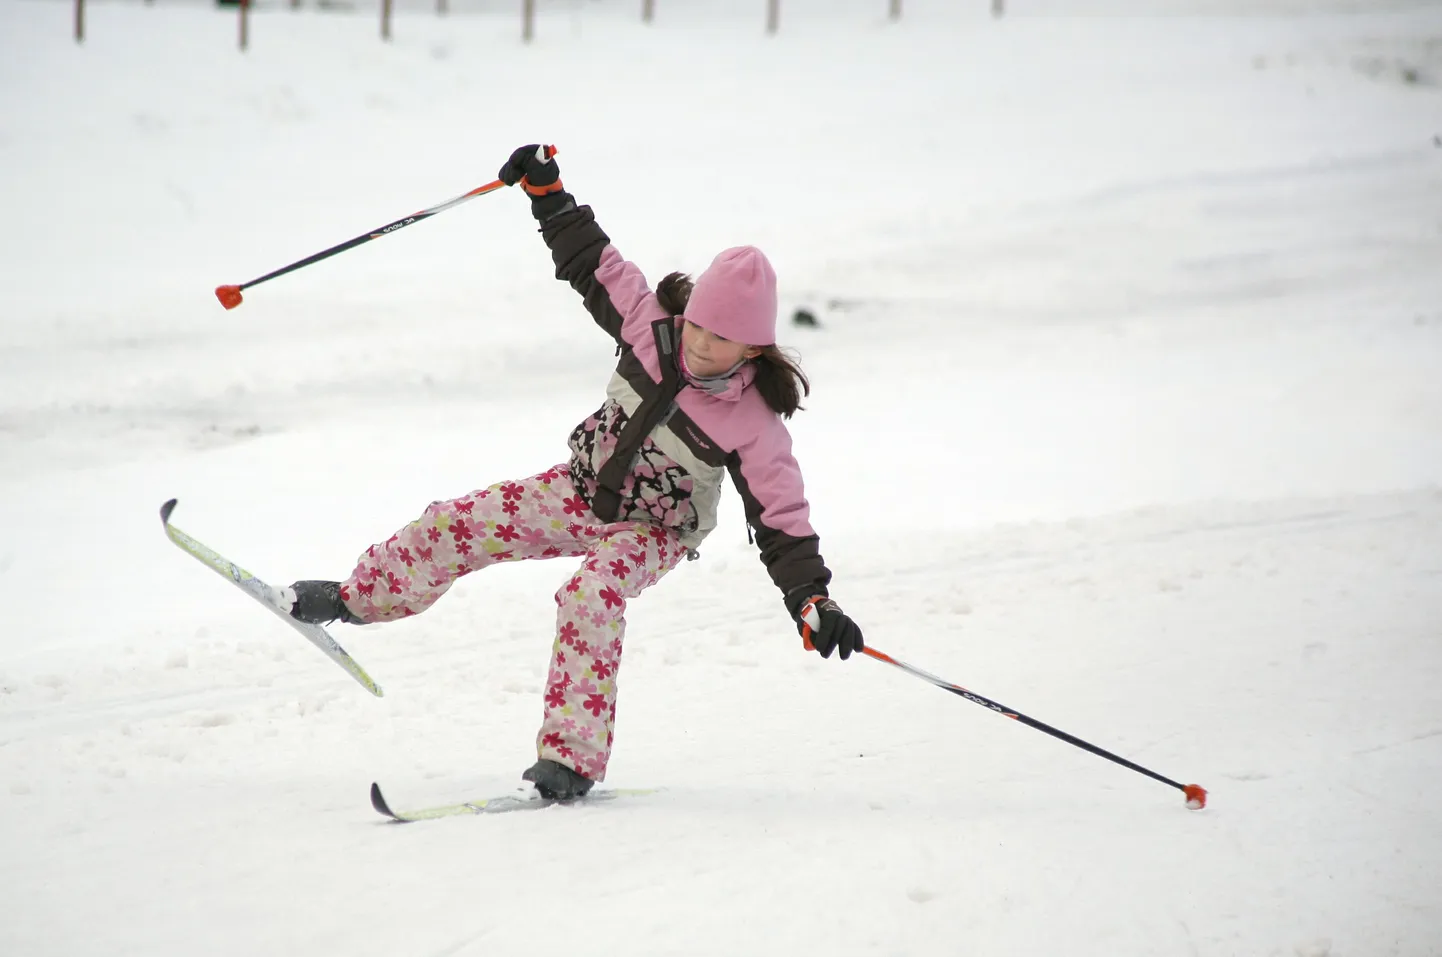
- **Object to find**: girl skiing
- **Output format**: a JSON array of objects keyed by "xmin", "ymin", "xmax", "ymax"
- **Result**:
[{"xmin": 287, "ymin": 145, "xmax": 865, "ymax": 800}]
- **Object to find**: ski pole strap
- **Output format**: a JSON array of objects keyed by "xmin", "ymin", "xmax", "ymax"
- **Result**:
[{"xmin": 522, "ymin": 177, "xmax": 565, "ymax": 197}]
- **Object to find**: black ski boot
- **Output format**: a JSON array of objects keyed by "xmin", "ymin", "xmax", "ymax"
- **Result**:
[
  {"xmin": 522, "ymin": 759, "xmax": 594, "ymax": 801},
  {"xmin": 287, "ymin": 580, "xmax": 363, "ymax": 626}
]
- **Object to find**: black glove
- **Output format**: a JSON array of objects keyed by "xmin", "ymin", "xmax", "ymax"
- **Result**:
[
  {"xmin": 797, "ymin": 596, "xmax": 864, "ymax": 661},
  {"xmin": 498, "ymin": 144, "xmax": 561, "ymax": 195}
]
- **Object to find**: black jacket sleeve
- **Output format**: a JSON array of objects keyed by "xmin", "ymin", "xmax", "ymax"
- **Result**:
[{"xmin": 530, "ymin": 192, "xmax": 628, "ymax": 345}]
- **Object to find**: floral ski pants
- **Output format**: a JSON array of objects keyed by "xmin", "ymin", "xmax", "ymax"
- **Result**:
[{"xmin": 339, "ymin": 465, "xmax": 685, "ymax": 782}]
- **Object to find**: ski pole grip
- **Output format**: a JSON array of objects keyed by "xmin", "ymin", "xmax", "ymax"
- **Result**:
[{"xmin": 800, "ymin": 600, "xmax": 822, "ymax": 652}]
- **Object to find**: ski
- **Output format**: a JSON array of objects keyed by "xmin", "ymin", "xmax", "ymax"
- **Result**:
[
  {"xmin": 370, "ymin": 781, "xmax": 658, "ymax": 822},
  {"xmin": 158, "ymin": 498, "xmax": 383, "ymax": 697}
]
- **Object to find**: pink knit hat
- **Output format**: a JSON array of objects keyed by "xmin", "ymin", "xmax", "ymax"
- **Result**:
[{"xmin": 683, "ymin": 246, "xmax": 778, "ymax": 347}]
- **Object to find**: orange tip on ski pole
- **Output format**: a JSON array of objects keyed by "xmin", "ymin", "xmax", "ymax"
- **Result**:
[{"xmin": 215, "ymin": 285, "xmax": 244, "ymax": 310}]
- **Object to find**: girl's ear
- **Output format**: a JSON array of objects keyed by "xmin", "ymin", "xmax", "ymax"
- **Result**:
[{"xmin": 745, "ymin": 346, "xmax": 764, "ymax": 360}]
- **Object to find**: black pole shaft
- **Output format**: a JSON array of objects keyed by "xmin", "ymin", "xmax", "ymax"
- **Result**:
[
  {"xmin": 239, "ymin": 209, "xmax": 434, "ymax": 292},
  {"xmin": 934, "ymin": 681, "xmax": 1188, "ymax": 791}
]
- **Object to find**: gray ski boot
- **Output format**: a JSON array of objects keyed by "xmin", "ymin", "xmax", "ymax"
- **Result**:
[
  {"xmin": 522, "ymin": 759, "xmax": 595, "ymax": 801},
  {"xmin": 287, "ymin": 580, "xmax": 363, "ymax": 626}
]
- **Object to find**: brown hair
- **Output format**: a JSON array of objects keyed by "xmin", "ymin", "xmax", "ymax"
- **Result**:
[{"xmin": 656, "ymin": 271, "xmax": 810, "ymax": 419}]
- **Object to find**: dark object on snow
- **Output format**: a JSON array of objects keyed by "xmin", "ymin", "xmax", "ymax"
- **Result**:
[
  {"xmin": 791, "ymin": 307, "xmax": 818, "ymax": 327},
  {"xmin": 289, "ymin": 580, "xmax": 363, "ymax": 626},
  {"xmin": 523, "ymin": 759, "xmax": 595, "ymax": 800}
]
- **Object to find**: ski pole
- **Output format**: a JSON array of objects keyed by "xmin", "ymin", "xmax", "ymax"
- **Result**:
[
  {"xmin": 213, "ymin": 146, "xmax": 556, "ymax": 310},
  {"xmin": 800, "ymin": 603, "xmax": 1208, "ymax": 810}
]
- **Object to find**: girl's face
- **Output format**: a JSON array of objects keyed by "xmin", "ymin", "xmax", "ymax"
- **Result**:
[{"xmin": 681, "ymin": 319, "xmax": 762, "ymax": 378}]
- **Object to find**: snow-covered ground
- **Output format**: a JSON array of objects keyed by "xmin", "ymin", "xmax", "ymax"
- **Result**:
[{"xmin": 2, "ymin": 0, "xmax": 1441, "ymax": 954}]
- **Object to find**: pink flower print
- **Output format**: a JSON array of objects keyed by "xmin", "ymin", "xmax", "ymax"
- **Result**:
[
  {"xmin": 559, "ymin": 621, "xmax": 580, "ymax": 645},
  {"xmin": 456, "ymin": 541, "xmax": 472, "ymax": 556},
  {"xmin": 634, "ymin": 533, "xmax": 649, "ymax": 545},
  {"xmin": 454, "ymin": 499, "xmax": 475, "ymax": 515},
  {"xmin": 561, "ymin": 718, "xmax": 577, "ymax": 732},
  {"xmin": 502, "ymin": 500, "xmax": 520, "ymax": 517},
  {"xmin": 362, "ymin": 564, "xmax": 381, "ymax": 583},
  {"xmin": 542, "ymin": 546, "xmax": 562, "ymax": 558},
  {"xmin": 519, "ymin": 527, "xmax": 547, "ymax": 549},
  {"xmin": 563, "ymin": 496, "xmax": 588, "ymax": 517},
  {"xmin": 540, "ymin": 468, "xmax": 561, "ymax": 484},
  {"xmin": 584, "ymin": 526, "xmax": 598, "ymax": 537},
  {"xmin": 492, "ymin": 551, "xmax": 513, "ymax": 561},
  {"xmin": 590, "ymin": 612, "xmax": 607, "ymax": 629},
  {"xmin": 477, "ymin": 489, "xmax": 491, "ymax": 499},
  {"xmin": 592, "ymin": 659, "xmax": 613, "ymax": 681},
  {"xmin": 500, "ymin": 482, "xmax": 525, "ymax": 502},
  {"xmin": 574, "ymin": 640, "xmax": 591, "ymax": 657},
  {"xmin": 397, "ymin": 547, "xmax": 415, "ymax": 567},
  {"xmin": 584, "ymin": 560, "xmax": 599, "ymax": 574},
  {"xmin": 556, "ymin": 745, "xmax": 573, "ymax": 760},
  {"xmin": 583, "ymin": 753, "xmax": 607, "ymax": 777},
  {"xmin": 573, "ymin": 676, "xmax": 598, "ymax": 697},
  {"xmin": 577, "ymin": 724, "xmax": 595, "ymax": 741},
  {"xmin": 451, "ymin": 519, "xmax": 476, "ymax": 542},
  {"xmin": 455, "ymin": 563, "xmax": 471, "ymax": 575},
  {"xmin": 537, "ymin": 504, "xmax": 555, "ymax": 518},
  {"xmin": 556, "ymin": 651, "xmax": 566, "ymax": 666},
  {"xmin": 565, "ymin": 576, "xmax": 582, "ymax": 594},
  {"xmin": 599, "ymin": 586, "xmax": 623, "ymax": 610},
  {"xmin": 627, "ymin": 551, "xmax": 646, "ymax": 567},
  {"xmin": 427, "ymin": 527, "xmax": 442, "ymax": 543},
  {"xmin": 339, "ymin": 584, "xmax": 353, "ymax": 601},
  {"xmin": 544, "ymin": 685, "xmax": 567, "ymax": 709},
  {"xmin": 385, "ymin": 571, "xmax": 404, "ymax": 595},
  {"xmin": 583, "ymin": 693, "xmax": 607, "ymax": 717},
  {"xmin": 566, "ymin": 523, "xmax": 583, "ymax": 538},
  {"xmin": 542, "ymin": 732, "xmax": 564, "ymax": 749},
  {"xmin": 609, "ymin": 559, "xmax": 629, "ymax": 580},
  {"xmin": 494, "ymin": 524, "xmax": 519, "ymax": 543},
  {"xmin": 417, "ymin": 545, "xmax": 433, "ymax": 563}
]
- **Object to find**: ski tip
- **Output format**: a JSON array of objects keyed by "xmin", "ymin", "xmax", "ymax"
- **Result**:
[
  {"xmin": 370, "ymin": 782, "xmax": 403, "ymax": 821},
  {"xmin": 160, "ymin": 498, "xmax": 178, "ymax": 524}
]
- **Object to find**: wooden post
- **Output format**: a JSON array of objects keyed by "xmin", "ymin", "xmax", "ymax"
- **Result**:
[
  {"xmin": 381, "ymin": 0, "xmax": 392, "ymax": 40},
  {"xmin": 74, "ymin": 0, "xmax": 84, "ymax": 43},
  {"xmin": 642, "ymin": 0, "xmax": 654, "ymax": 23},
  {"xmin": 889, "ymin": 0, "xmax": 900, "ymax": 20},
  {"xmin": 239, "ymin": 0, "xmax": 249, "ymax": 51},
  {"xmin": 522, "ymin": 0, "xmax": 535, "ymax": 42},
  {"xmin": 766, "ymin": 0, "xmax": 778, "ymax": 34}
]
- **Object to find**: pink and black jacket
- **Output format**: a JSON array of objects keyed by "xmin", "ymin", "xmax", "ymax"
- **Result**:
[{"xmin": 533, "ymin": 191, "xmax": 832, "ymax": 615}]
